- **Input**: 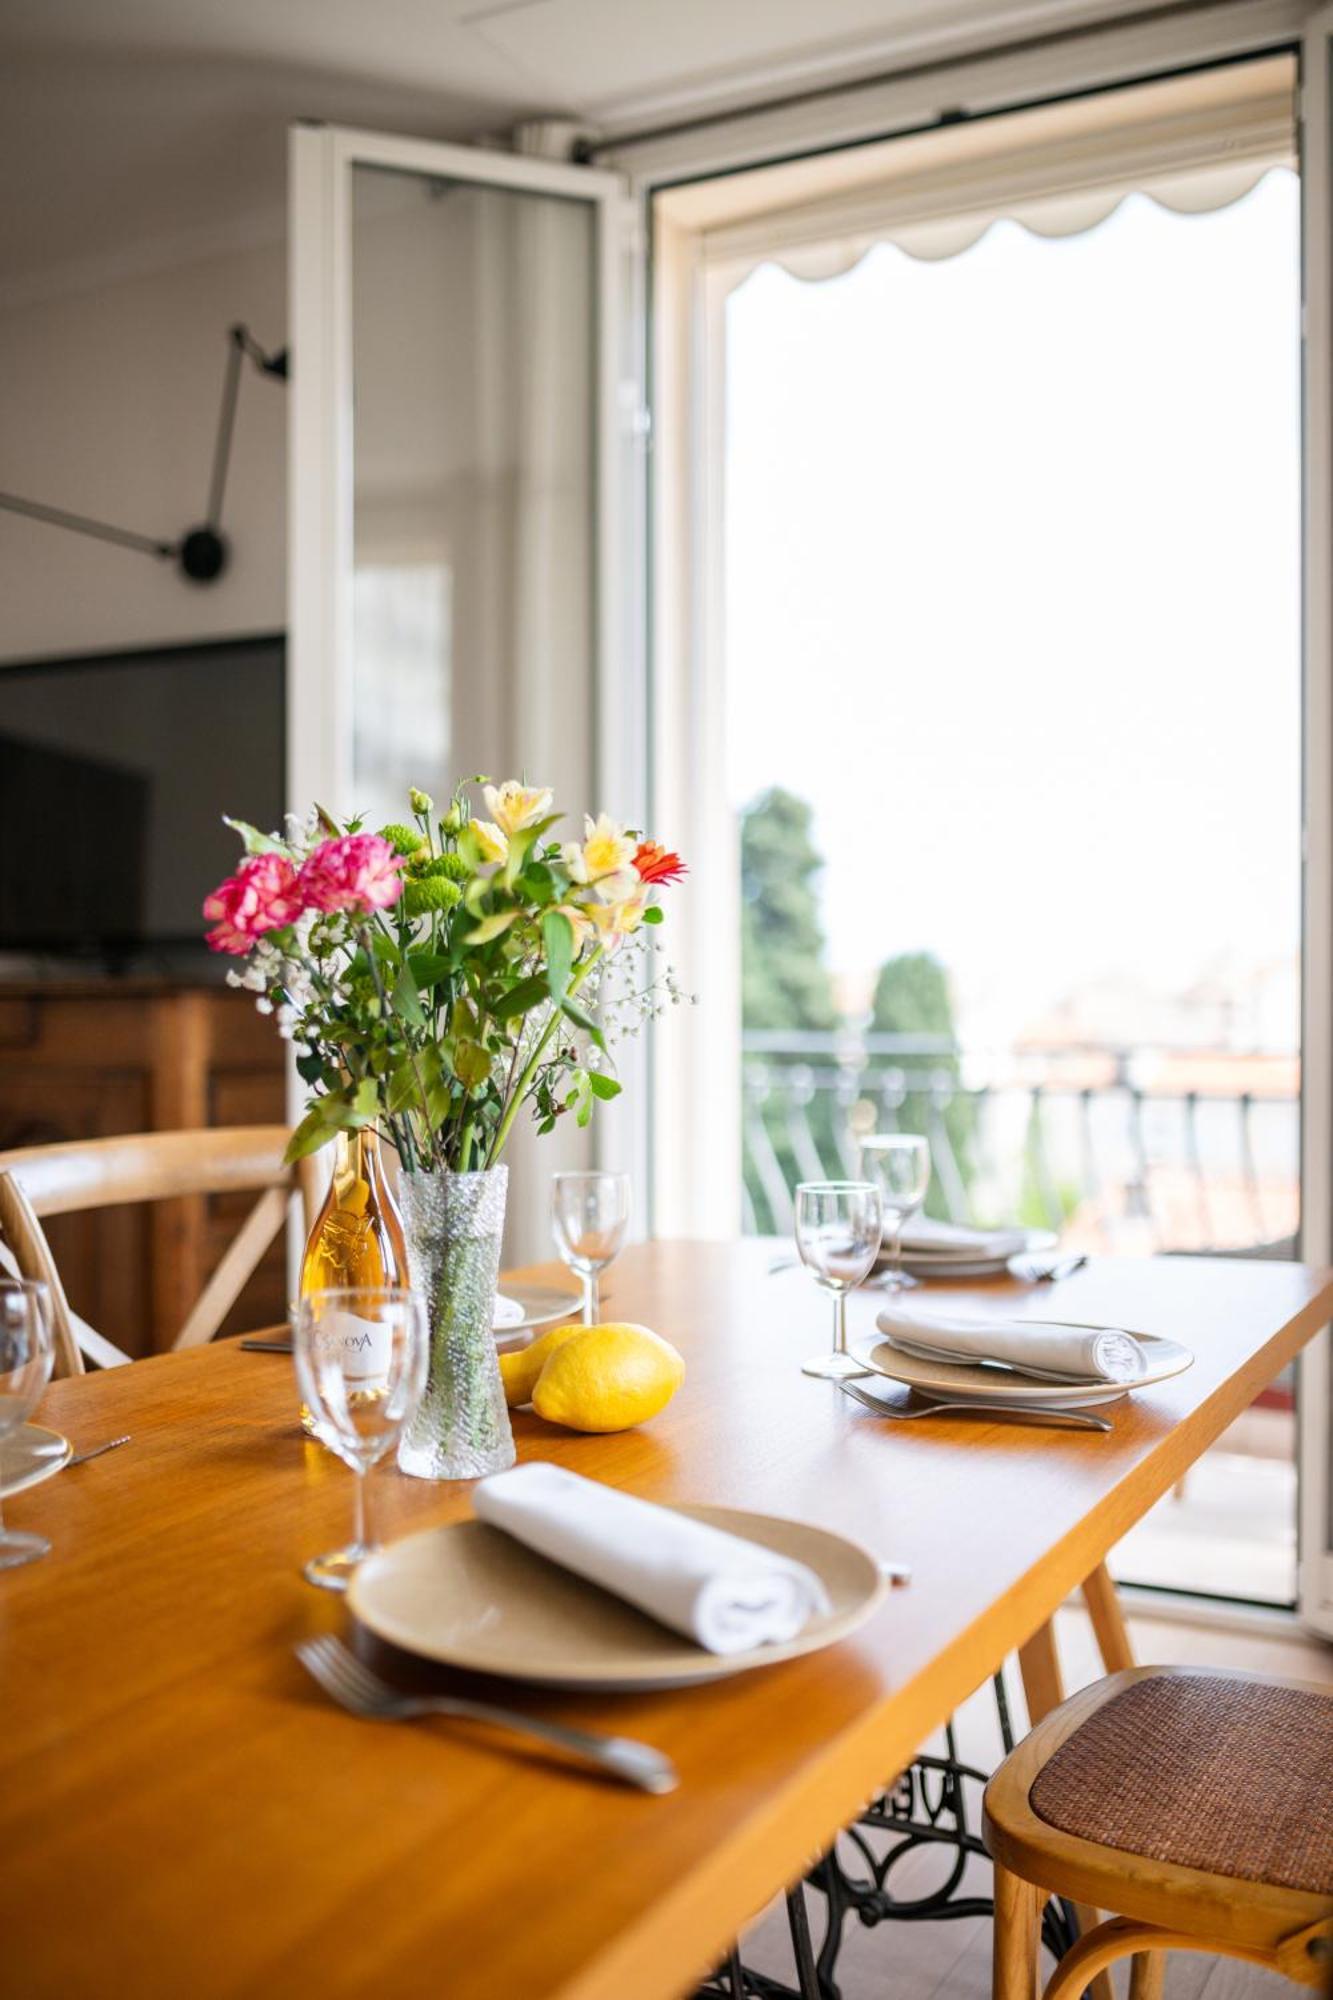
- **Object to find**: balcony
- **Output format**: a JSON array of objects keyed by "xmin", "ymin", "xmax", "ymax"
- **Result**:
[{"xmin": 744, "ymin": 1027, "xmax": 1299, "ymax": 1604}]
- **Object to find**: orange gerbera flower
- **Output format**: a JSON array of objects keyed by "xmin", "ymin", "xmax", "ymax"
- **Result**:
[{"xmin": 632, "ymin": 841, "xmax": 687, "ymax": 886}]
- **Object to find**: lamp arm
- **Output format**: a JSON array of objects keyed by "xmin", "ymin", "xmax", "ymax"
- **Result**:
[{"xmin": 0, "ymin": 490, "xmax": 175, "ymax": 560}]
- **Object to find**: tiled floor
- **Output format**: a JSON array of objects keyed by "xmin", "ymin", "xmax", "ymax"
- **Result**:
[
  {"xmin": 1112, "ymin": 1408, "xmax": 1297, "ymax": 1605},
  {"xmin": 733, "ymin": 1605, "xmax": 1333, "ymax": 1997}
]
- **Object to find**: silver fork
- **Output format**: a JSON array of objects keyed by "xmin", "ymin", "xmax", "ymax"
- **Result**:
[
  {"xmin": 839, "ymin": 1380, "xmax": 1112, "ymax": 1433},
  {"xmin": 296, "ymin": 1634, "xmax": 679, "ymax": 1795}
]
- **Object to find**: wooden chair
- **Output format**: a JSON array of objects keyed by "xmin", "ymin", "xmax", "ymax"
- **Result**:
[
  {"xmin": 983, "ymin": 1665, "xmax": 1333, "ymax": 1997},
  {"xmin": 0, "ymin": 1127, "xmax": 320, "ymax": 1377}
]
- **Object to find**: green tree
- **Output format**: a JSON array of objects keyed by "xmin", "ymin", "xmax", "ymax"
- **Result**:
[
  {"xmin": 868, "ymin": 950, "xmax": 974, "ymax": 1218},
  {"xmin": 740, "ymin": 788, "xmax": 836, "ymax": 1031},
  {"xmin": 870, "ymin": 951, "xmax": 955, "ymax": 1039}
]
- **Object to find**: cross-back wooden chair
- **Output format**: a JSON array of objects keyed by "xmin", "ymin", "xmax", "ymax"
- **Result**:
[{"xmin": 0, "ymin": 1127, "xmax": 321, "ymax": 1377}]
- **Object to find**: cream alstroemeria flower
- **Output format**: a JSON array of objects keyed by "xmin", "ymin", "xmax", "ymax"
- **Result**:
[
  {"xmin": 468, "ymin": 818, "xmax": 509, "ymax": 866},
  {"xmin": 562, "ymin": 812, "xmax": 637, "ymax": 887},
  {"xmin": 585, "ymin": 889, "xmax": 649, "ymax": 944},
  {"xmin": 482, "ymin": 780, "xmax": 553, "ymax": 837}
]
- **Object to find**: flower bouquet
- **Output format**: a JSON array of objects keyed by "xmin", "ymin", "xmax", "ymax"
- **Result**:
[{"xmin": 204, "ymin": 779, "xmax": 685, "ymax": 1477}]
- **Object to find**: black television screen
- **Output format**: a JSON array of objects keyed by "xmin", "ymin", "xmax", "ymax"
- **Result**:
[{"xmin": 0, "ymin": 634, "xmax": 285, "ymax": 965}]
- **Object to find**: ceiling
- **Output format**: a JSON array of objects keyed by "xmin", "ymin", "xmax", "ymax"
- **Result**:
[{"xmin": 0, "ymin": 0, "xmax": 1141, "ymax": 296}]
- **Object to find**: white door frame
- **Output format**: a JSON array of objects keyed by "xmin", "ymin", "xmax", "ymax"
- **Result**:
[
  {"xmin": 1298, "ymin": 6, "xmax": 1333, "ymax": 1639},
  {"xmin": 610, "ymin": 4, "xmax": 1333, "ymax": 1624}
]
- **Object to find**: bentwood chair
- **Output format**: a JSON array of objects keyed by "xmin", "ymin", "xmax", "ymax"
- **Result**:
[
  {"xmin": 983, "ymin": 1665, "xmax": 1333, "ymax": 1998},
  {"xmin": 0, "ymin": 1127, "xmax": 320, "ymax": 1377}
]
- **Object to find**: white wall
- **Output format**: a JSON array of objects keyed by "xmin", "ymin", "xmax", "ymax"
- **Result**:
[{"xmin": 0, "ymin": 237, "xmax": 287, "ymax": 663}]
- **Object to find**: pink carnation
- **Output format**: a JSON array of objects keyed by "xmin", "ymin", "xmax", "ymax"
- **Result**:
[
  {"xmin": 203, "ymin": 853, "xmax": 304, "ymax": 956},
  {"xmin": 299, "ymin": 833, "xmax": 405, "ymax": 916}
]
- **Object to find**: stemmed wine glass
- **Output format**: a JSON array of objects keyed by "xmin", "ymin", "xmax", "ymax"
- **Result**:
[
  {"xmin": 859, "ymin": 1134, "xmax": 931, "ymax": 1291},
  {"xmin": 794, "ymin": 1181, "xmax": 883, "ymax": 1380},
  {"xmin": 0, "ymin": 1280, "xmax": 55, "ymax": 1569},
  {"xmin": 552, "ymin": 1172, "xmax": 631, "ymax": 1324},
  {"xmin": 293, "ymin": 1286, "xmax": 428, "ymax": 1592}
]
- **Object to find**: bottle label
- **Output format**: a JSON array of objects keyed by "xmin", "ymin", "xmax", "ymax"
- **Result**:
[{"xmin": 321, "ymin": 1310, "xmax": 393, "ymax": 1392}]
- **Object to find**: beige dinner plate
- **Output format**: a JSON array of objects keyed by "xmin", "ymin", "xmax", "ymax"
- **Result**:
[
  {"xmin": 0, "ymin": 1422, "xmax": 71, "ymax": 1500},
  {"xmin": 850, "ymin": 1330, "xmax": 1194, "ymax": 1408},
  {"xmin": 350, "ymin": 1503, "xmax": 887, "ymax": 1691}
]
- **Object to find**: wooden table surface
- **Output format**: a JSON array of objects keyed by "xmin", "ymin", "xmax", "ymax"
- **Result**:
[{"xmin": 3, "ymin": 1240, "xmax": 1329, "ymax": 2000}]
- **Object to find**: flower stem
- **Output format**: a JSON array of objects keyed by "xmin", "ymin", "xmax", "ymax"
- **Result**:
[{"xmin": 485, "ymin": 948, "xmax": 603, "ymax": 1167}]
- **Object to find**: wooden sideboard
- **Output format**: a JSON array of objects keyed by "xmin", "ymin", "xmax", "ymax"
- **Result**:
[{"xmin": 0, "ymin": 983, "xmax": 287, "ymax": 1357}]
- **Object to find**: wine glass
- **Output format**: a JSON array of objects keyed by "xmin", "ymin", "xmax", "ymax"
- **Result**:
[
  {"xmin": 552, "ymin": 1172, "xmax": 631, "ymax": 1324},
  {"xmin": 0, "ymin": 1280, "xmax": 55, "ymax": 1570},
  {"xmin": 794, "ymin": 1182, "xmax": 882, "ymax": 1380},
  {"xmin": 292, "ymin": 1286, "xmax": 428, "ymax": 1592},
  {"xmin": 859, "ymin": 1134, "xmax": 931, "ymax": 1291}
]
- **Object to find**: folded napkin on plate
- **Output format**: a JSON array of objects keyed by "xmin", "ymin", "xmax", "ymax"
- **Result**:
[
  {"xmin": 889, "ymin": 1216, "xmax": 1030, "ymax": 1260},
  {"xmin": 473, "ymin": 1462, "xmax": 832, "ymax": 1655},
  {"xmin": 876, "ymin": 1303, "xmax": 1147, "ymax": 1383},
  {"xmin": 492, "ymin": 1294, "xmax": 525, "ymax": 1329}
]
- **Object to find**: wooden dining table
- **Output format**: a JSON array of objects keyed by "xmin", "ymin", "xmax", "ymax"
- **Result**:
[{"xmin": 2, "ymin": 1239, "xmax": 1329, "ymax": 2000}]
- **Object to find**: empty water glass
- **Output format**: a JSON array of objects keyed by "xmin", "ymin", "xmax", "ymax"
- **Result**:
[
  {"xmin": 293, "ymin": 1286, "xmax": 428, "ymax": 1592},
  {"xmin": 859, "ymin": 1134, "xmax": 931, "ymax": 1290},
  {"xmin": 552, "ymin": 1172, "xmax": 631, "ymax": 1324},
  {"xmin": 0, "ymin": 1280, "xmax": 55, "ymax": 1570},
  {"xmin": 794, "ymin": 1181, "xmax": 882, "ymax": 1380}
]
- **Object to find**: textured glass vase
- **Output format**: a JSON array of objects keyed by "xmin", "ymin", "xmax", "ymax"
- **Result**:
[{"xmin": 396, "ymin": 1166, "xmax": 516, "ymax": 1482}]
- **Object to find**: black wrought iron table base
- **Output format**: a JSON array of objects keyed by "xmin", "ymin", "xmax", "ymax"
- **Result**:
[{"xmin": 694, "ymin": 1674, "xmax": 1080, "ymax": 2000}]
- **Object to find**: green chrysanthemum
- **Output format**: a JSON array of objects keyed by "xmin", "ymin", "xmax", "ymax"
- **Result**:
[
  {"xmin": 429, "ymin": 851, "xmax": 470, "ymax": 882},
  {"xmin": 379, "ymin": 823, "xmax": 422, "ymax": 857},
  {"xmin": 403, "ymin": 877, "xmax": 463, "ymax": 917}
]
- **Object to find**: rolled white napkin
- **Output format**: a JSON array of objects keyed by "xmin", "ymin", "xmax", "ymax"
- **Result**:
[
  {"xmin": 473, "ymin": 1462, "xmax": 832, "ymax": 1656},
  {"xmin": 889, "ymin": 1216, "xmax": 1030, "ymax": 1260},
  {"xmin": 876, "ymin": 1302, "xmax": 1147, "ymax": 1383},
  {"xmin": 492, "ymin": 1294, "xmax": 525, "ymax": 1329}
]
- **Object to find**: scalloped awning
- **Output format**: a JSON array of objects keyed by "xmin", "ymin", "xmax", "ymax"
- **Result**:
[{"xmin": 678, "ymin": 55, "xmax": 1296, "ymax": 287}]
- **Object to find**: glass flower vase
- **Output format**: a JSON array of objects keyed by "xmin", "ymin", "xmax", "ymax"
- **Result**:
[{"xmin": 396, "ymin": 1165, "xmax": 515, "ymax": 1482}]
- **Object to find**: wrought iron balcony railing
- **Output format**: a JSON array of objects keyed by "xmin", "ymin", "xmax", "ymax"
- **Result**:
[{"xmin": 742, "ymin": 1029, "xmax": 1299, "ymax": 1257}]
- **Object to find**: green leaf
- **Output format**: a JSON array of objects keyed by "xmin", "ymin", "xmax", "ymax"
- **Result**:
[
  {"xmin": 390, "ymin": 961, "xmax": 425, "ymax": 1030},
  {"xmin": 408, "ymin": 951, "xmax": 453, "ymax": 989},
  {"xmin": 387, "ymin": 1060, "xmax": 422, "ymax": 1115},
  {"xmin": 295, "ymin": 1052, "xmax": 324, "ymax": 1084},
  {"xmin": 283, "ymin": 1104, "xmax": 339, "ymax": 1162},
  {"xmin": 223, "ymin": 815, "xmax": 285, "ymax": 855},
  {"xmin": 587, "ymin": 1071, "xmax": 622, "ymax": 1101},
  {"xmin": 542, "ymin": 909, "xmax": 574, "ymax": 1000},
  {"xmin": 503, "ymin": 825, "xmax": 538, "ymax": 890},
  {"xmin": 492, "ymin": 974, "xmax": 551, "ymax": 1023},
  {"xmin": 558, "ymin": 992, "xmax": 605, "ymax": 1051},
  {"xmin": 467, "ymin": 909, "xmax": 521, "ymax": 946},
  {"xmin": 641, "ymin": 904, "xmax": 664, "ymax": 925},
  {"xmin": 454, "ymin": 1041, "xmax": 491, "ymax": 1089},
  {"xmin": 371, "ymin": 929, "xmax": 400, "ymax": 964}
]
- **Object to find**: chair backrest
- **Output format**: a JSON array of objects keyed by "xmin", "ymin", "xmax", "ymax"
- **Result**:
[{"xmin": 0, "ymin": 1127, "xmax": 320, "ymax": 1377}]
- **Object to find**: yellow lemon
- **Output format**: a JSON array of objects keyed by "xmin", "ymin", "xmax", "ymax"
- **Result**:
[
  {"xmin": 530, "ymin": 1322, "xmax": 685, "ymax": 1433},
  {"xmin": 498, "ymin": 1321, "xmax": 585, "ymax": 1408}
]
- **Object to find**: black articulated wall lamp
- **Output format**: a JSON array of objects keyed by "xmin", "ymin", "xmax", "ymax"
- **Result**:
[{"xmin": 0, "ymin": 323, "xmax": 288, "ymax": 586}]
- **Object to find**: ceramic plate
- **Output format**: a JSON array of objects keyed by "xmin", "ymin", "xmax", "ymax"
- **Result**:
[
  {"xmin": 890, "ymin": 1229, "xmax": 1058, "ymax": 1282},
  {"xmin": 849, "ymin": 1330, "xmax": 1194, "ymax": 1408},
  {"xmin": 491, "ymin": 1285, "xmax": 582, "ymax": 1351},
  {"xmin": 350, "ymin": 1503, "xmax": 887, "ymax": 1691},
  {"xmin": 0, "ymin": 1422, "xmax": 71, "ymax": 1500}
]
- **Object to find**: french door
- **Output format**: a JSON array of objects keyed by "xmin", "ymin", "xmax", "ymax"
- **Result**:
[{"xmin": 286, "ymin": 124, "xmax": 645, "ymax": 1262}]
